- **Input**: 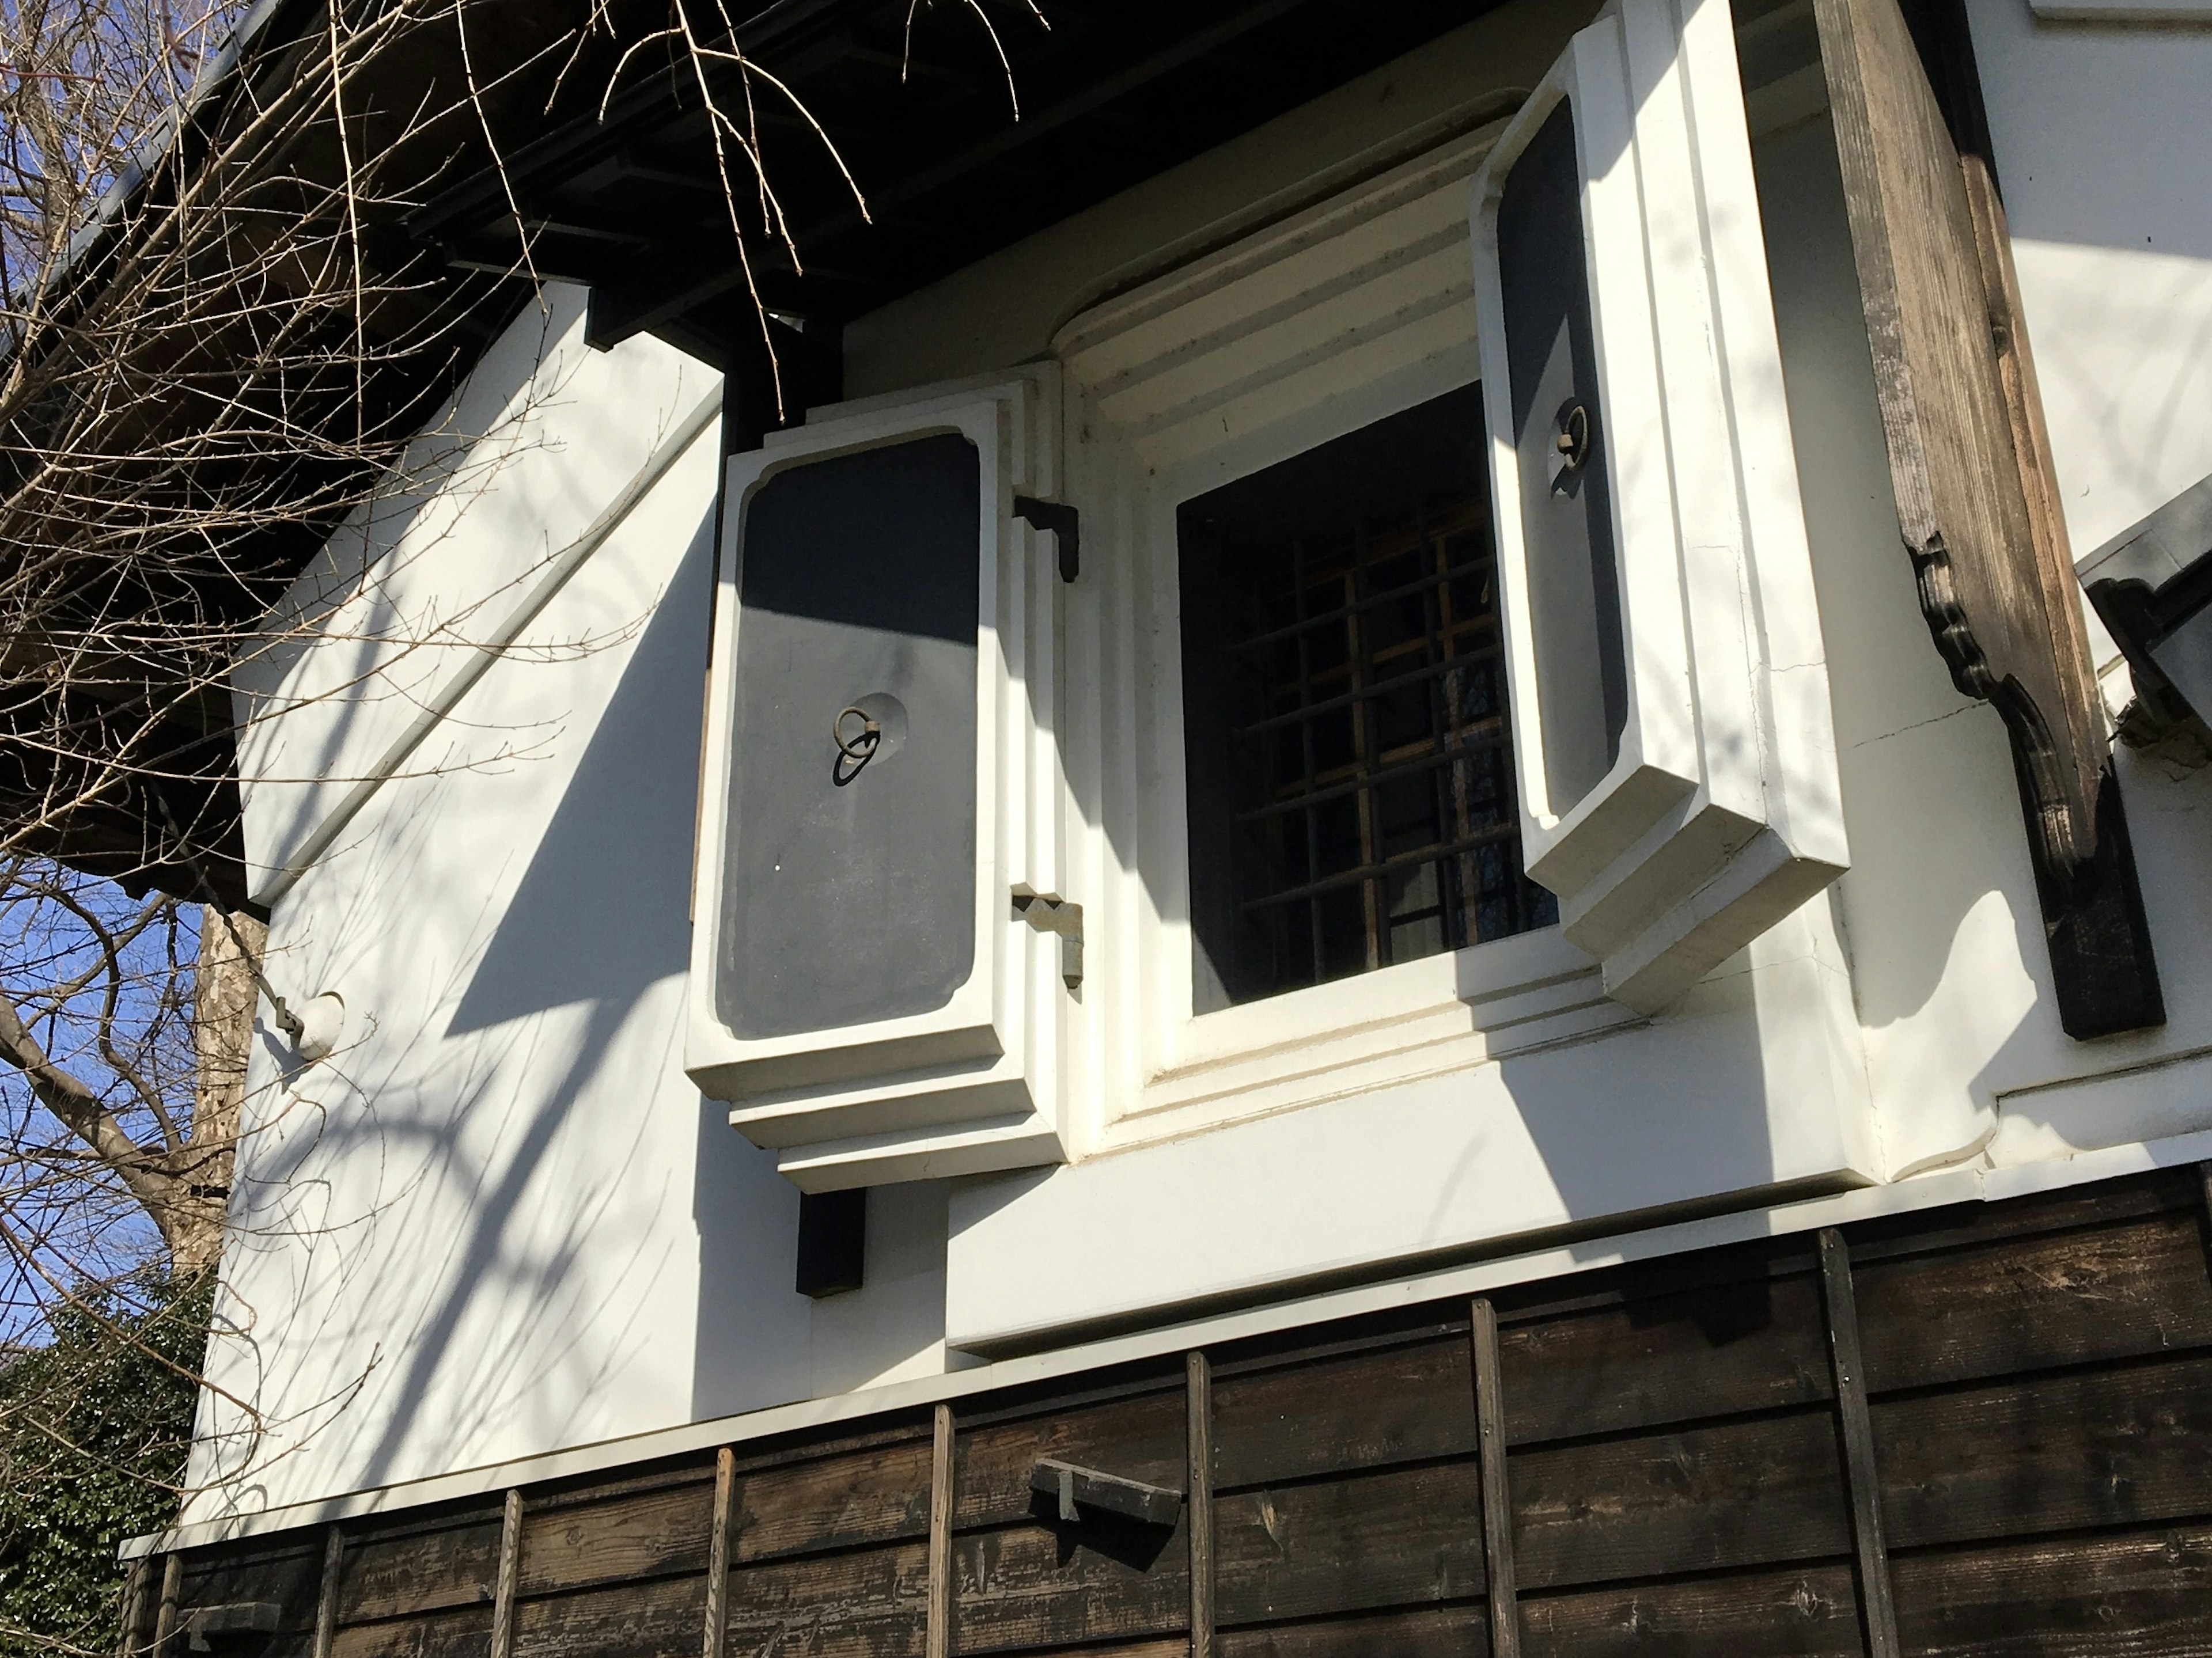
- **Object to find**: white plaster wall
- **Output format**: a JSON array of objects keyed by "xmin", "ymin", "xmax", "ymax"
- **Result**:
[{"xmin": 192, "ymin": 298, "xmax": 949, "ymax": 1522}]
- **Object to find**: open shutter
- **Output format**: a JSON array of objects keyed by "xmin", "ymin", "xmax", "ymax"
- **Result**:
[
  {"xmin": 687, "ymin": 367, "xmax": 1073, "ymax": 1189},
  {"xmin": 1469, "ymin": 0, "xmax": 1849, "ymax": 1011},
  {"xmin": 1810, "ymin": 0, "xmax": 2105, "ymax": 875}
]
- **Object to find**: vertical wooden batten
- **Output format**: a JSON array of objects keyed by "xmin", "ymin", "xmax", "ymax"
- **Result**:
[
  {"xmin": 1468, "ymin": 1299, "xmax": 1518, "ymax": 1658},
  {"xmin": 927, "ymin": 1405, "xmax": 955, "ymax": 1658},
  {"xmin": 489, "ymin": 1490, "xmax": 523, "ymax": 1658},
  {"xmin": 312, "ymin": 1526, "xmax": 344, "ymax": 1658},
  {"xmin": 152, "ymin": 1553, "xmax": 181, "ymax": 1658},
  {"xmin": 1818, "ymin": 1229, "xmax": 1900, "ymax": 1658},
  {"xmin": 1185, "ymin": 1350, "xmax": 1214, "ymax": 1658},
  {"xmin": 703, "ymin": 1448, "xmax": 736, "ymax": 1658},
  {"xmin": 116, "ymin": 1557, "xmax": 149, "ymax": 1658}
]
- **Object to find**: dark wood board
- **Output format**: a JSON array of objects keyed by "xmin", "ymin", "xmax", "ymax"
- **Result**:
[
  {"xmin": 733, "ymin": 1439, "xmax": 937, "ymax": 1561},
  {"xmin": 520, "ymin": 1481, "xmax": 713, "ymax": 1595},
  {"xmin": 1891, "ymin": 1523, "xmax": 2212, "ymax": 1657},
  {"xmin": 1214, "ymin": 1459, "xmax": 1488, "ymax": 1625},
  {"xmin": 1511, "ymin": 1411, "xmax": 1852, "ymax": 1591},
  {"xmin": 1210, "ymin": 1334, "xmax": 1474, "ymax": 1490},
  {"xmin": 1218, "ymin": 1603, "xmax": 1490, "ymax": 1658},
  {"xmin": 1853, "ymin": 1211, "xmax": 2212, "ymax": 1392},
  {"xmin": 1519, "ymin": 1562, "xmax": 1866, "ymax": 1657},
  {"xmin": 337, "ymin": 1517, "xmax": 506, "ymax": 1623},
  {"xmin": 1873, "ymin": 1353, "xmax": 2212, "ymax": 1547},
  {"xmin": 950, "ymin": 1515, "xmax": 1190, "ymax": 1655},
  {"xmin": 512, "ymin": 1573, "xmax": 707, "ymax": 1658},
  {"xmin": 1499, "ymin": 1272, "xmax": 1834, "ymax": 1447},
  {"xmin": 724, "ymin": 1542, "xmax": 929, "ymax": 1658},
  {"xmin": 328, "ymin": 1604, "xmax": 495, "ymax": 1658}
]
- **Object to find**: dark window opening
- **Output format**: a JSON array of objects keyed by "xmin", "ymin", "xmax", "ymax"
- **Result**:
[{"xmin": 1178, "ymin": 384, "xmax": 1556, "ymax": 1013}]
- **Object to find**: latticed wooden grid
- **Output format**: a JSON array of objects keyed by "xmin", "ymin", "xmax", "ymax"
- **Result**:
[{"xmin": 1226, "ymin": 489, "xmax": 1553, "ymax": 992}]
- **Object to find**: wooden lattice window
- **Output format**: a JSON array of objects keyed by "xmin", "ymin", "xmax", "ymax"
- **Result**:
[{"xmin": 1179, "ymin": 384, "xmax": 1554, "ymax": 1011}]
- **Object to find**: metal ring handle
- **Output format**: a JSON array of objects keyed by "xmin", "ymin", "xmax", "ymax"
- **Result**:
[
  {"xmin": 1555, "ymin": 401, "xmax": 1591, "ymax": 471},
  {"xmin": 833, "ymin": 705, "xmax": 882, "ymax": 762}
]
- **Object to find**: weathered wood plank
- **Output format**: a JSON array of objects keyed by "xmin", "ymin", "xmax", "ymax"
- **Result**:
[
  {"xmin": 521, "ymin": 1479, "xmax": 714, "ymax": 1596},
  {"xmin": 1892, "ymin": 1524, "xmax": 2212, "ymax": 1657},
  {"xmin": 1218, "ymin": 1604, "xmax": 1489, "ymax": 1658},
  {"xmin": 119, "ymin": 1557, "xmax": 150, "ymax": 1658},
  {"xmin": 736, "ymin": 1439, "xmax": 935, "ymax": 1562},
  {"xmin": 955, "ymin": 1388, "xmax": 1185, "ymax": 1531},
  {"xmin": 328, "ymin": 1604, "xmax": 494, "ymax": 1658},
  {"xmin": 315, "ymin": 1529, "xmax": 345, "ymax": 1658},
  {"xmin": 155, "ymin": 1555, "xmax": 181, "ymax": 1658},
  {"xmin": 1512, "ymin": 1412, "xmax": 1851, "ymax": 1591},
  {"xmin": 1874, "ymin": 1354, "xmax": 2212, "ymax": 1549},
  {"xmin": 1520, "ymin": 1562, "xmax": 1864, "ymax": 1657},
  {"xmin": 704, "ymin": 1448, "xmax": 734, "ymax": 1658},
  {"xmin": 1853, "ymin": 1211, "xmax": 2212, "ymax": 1393},
  {"xmin": 1188, "ymin": 1352, "xmax": 1213, "ymax": 1658},
  {"xmin": 952, "ymin": 1513, "xmax": 1188, "ymax": 1654},
  {"xmin": 1210, "ymin": 1335, "xmax": 1474, "ymax": 1490},
  {"xmin": 179, "ymin": 1542, "xmax": 324, "ymax": 1634},
  {"xmin": 724, "ymin": 1541, "xmax": 928, "ymax": 1658},
  {"xmin": 1215, "ymin": 1459, "xmax": 1486, "ymax": 1626},
  {"xmin": 1501, "ymin": 1272, "xmax": 1832, "ymax": 1447},
  {"xmin": 513, "ymin": 1570, "xmax": 706, "ymax": 1658},
  {"xmin": 929, "ymin": 1407, "xmax": 953, "ymax": 1658},
  {"xmin": 1471, "ymin": 1299, "xmax": 1518, "ymax": 1658},
  {"xmin": 1820, "ymin": 1228, "xmax": 1899, "ymax": 1658},
  {"xmin": 491, "ymin": 1490, "xmax": 524, "ymax": 1658},
  {"xmin": 336, "ymin": 1515, "xmax": 505, "ymax": 1623}
]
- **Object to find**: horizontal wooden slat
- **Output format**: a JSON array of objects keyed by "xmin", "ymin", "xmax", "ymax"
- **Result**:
[
  {"xmin": 725, "ymin": 1542, "xmax": 928, "ymax": 1658},
  {"xmin": 951, "ymin": 1515, "xmax": 1188, "ymax": 1653},
  {"xmin": 1211, "ymin": 1336, "xmax": 1475, "ymax": 1490},
  {"xmin": 1215, "ymin": 1459, "xmax": 1487, "ymax": 1626},
  {"xmin": 338, "ymin": 1517, "xmax": 505, "ymax": 1623},
  {"xmin": 1513, "ymin": 1412, "xmax": 1851, "ymax": 1591},
  {"xmin": 1854, "ymin": 1210, "xmax": 2212, "ymax": 1393},
  {"xmin": 1892, "ymin": 1523, "xmax": 2212, "ymax": 1656},
  {"xmin": 736, "ymin": 1439, "xmax": 936, "ymax": 1562},
  {"xmin": 520, "ymin": 1482, "xmax": 713, "ymax": 1595},
  {"xmin": 1846, "ymin": 1170, "xmax": 2186, "ymax": 1265},
  {"xmin": 1219, "ymin": 1603, "xmax": 1490, "ymax": 1658},
  {"xmin": 514, "ymin": 1573, "xmax": 705, "ymax": 1658},
  {"xmin": 1520, "ymin": 1562, "xmax": 1864, "ymax": 1656},
  {"xmin": 1500, "ymin": 1272, "xmax": 1833, "ymax": 1447},
  {"xmin": 1874, "ymin": 1354, "xmax": 2212, "ymax": 1549},
  {"xmin": 329, "ymin": 1604, "xmax": 494, "ymax": 1658},
  {"xmin": 955, "ymin": 1390, "xmax": 1186, "ymax": 1531}
]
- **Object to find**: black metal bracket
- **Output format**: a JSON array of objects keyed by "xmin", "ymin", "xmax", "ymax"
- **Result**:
[
  {"xmin": 1013, "ymin": 496, "xmax": 1080, "ymax": 584},
  {"xmin": 1029, "ymin": 1458, "xmax": 1181, "ymax": 1527}
]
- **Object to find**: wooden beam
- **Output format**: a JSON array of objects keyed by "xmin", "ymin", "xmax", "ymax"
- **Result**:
[
  {"xmin": 1469, "ymin": 1298, "xmax": 1519, "ymax": 1658},
  {"xmin": 703, "ymin": 1448, "xmax": 735, "ymax": 1658},
  {"xmin": 116, "ymin": 1557, "xmax": 149, "ymax": 1658},
  {"xmin": 1819, "ymin": 1228, "xmax": 1901, "ymax": 1658},
  {"xmin": 490, "ymin": 1489, "xmax": 524, "ymax": 1658},
  {"xmin": 312, "ymin": 1526, "xmax": 344, "ymax": 1658},
  {"xmin": 927, "ymin": 1405, "xmax": 954, "ymax": 1658},
  {"xmin": 1187, "ymin": 1350, "xmax": 1214, "ymax": 1658},
  {"xmin": 152, "ymin": 1553, "xmax": 181, "ymax": 1658}
]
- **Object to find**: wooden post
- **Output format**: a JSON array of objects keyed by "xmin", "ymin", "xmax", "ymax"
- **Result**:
[
  {"xmin": 312, "ymin": 1526, "xmax": 344, "ymax": 1658},
  {"xmin": 490, "ymin": 1490, "xmax": 524, "ymax": 1658},
  {"xmin": 151, "ymin": 1553, "xmax": 181, "ymax": 1658},
  {"xmin": 1469, "ymin": 1299, "xmax": 1518, "ymax": 1658},
  {"xmin": 703, "ymin": 1450, "xmax": 735, "ymax": 1658},
  {"xmin": 1819, "ymin": 1228, "xmax": 1900, "ymax": 1658},
  {"xmin": 927, "ymin": 1406, "xmax": 955, "ymax": 1658},
  {"xmin": 117, "ymin": 1557, "xmax": 149, "ymax": 1658},
  {"xmin": 1186, "ymin": 1350, "xmax": 1213, "ymax": 1658}
]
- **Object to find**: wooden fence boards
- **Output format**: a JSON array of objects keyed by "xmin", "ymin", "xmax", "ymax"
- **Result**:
[
  {"xmin": 1518, "ymin": 1563, "xmax": 1867, "ymax": 1657},
  {"xmin": 154, "ymin": 1167, "xmax": 2212, "ymax": 1658},
  {"xmin": 1498, "ymin": 1269, "xmax": 1834, "ymax": 1444}
]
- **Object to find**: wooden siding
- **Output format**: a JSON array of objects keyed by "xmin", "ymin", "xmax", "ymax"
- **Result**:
[{"xmin": 141, "ymin": 1167, "xmax": 2212, "ymax": 1658}]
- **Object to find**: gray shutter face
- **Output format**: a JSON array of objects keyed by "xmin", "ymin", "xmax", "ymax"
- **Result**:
[
  {"xmin": 1498, "ymin": 99, "xmax": 1628, "ymax": 816},
  {"xmin": 718, "ymin": 432, "xmax": 981, "ymax": 1038}
]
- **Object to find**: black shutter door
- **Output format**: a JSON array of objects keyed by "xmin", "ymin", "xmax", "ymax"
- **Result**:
[
  {"xmin": 718, "ymin": 432, "xmax": 982, "ymax": 1038},
  {"xmin": 1497, "ymin": 98, "xmax": 1628, "ymax": 818}
]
